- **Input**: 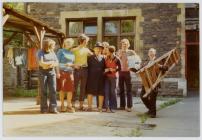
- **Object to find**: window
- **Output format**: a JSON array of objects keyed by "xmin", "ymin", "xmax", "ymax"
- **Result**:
[
  {"xmin": 66, "ymin": 18, "xmax": 97, "ymax": 49},
  {"xmin": 103, "ymin": 17, "xmax": 136, "ymax": 50}
]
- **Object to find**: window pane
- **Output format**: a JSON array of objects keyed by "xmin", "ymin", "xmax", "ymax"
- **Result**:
[
  {"xmin": 120, "ymin": 36, "xmax": 135, "ymax": 49},
  {"xmin": 121, "ymin": 20, "xmax": 134, "ymax": 33},
  {"xmin": 84, "ymin": 25, "xmax": 97, "ymax": 34},
  {"xmin": 104, "ymin": 21, "xmax": 119, "ymax": 34},
  {"xmin": 69, "ymin": 22, "xmax": 83, "ymax": 36},
  {"xmin": 103, "ymin": 36, "xmax": 118, "ymax": 49}
]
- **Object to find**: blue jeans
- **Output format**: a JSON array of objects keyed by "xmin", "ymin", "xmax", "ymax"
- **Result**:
[
  {"xmin": 104, "ymin": 77, "xmax": 117, "ymax": 109},
  {"xmin": 39, "ymin": 69, "xmax": 57, "ymax": 112}
]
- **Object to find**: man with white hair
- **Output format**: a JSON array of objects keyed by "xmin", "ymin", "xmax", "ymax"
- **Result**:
[{"xmin": 140, "ymin": 48, "xmax": 168, "ymax": 118}]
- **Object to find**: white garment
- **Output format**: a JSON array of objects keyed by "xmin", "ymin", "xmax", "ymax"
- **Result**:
[
  {"xmin": 7, "ymin": 48, "xmax": 16, "ymax": 69},
  {"xmin": 128, "ymin": 54, "xmax": 142, "ymax": 70},
  {"xmin": 15, "ymin": 55, "xmax": 24, "ymax": 65}
]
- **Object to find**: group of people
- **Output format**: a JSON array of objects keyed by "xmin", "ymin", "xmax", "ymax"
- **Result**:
[{"xmin": 37, "ymin": 33, "xmax": 167, "ymax": 118}]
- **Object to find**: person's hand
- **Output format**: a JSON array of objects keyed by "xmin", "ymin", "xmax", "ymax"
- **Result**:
[
  {"xmin": 49, "ymin": 63, "xmax": 55, "ymax": 68},
  {"xmin": 104, "ymin": 68, "xmax": 110, "ymax": 73},
  {"xmin": 65, "ymin": 63, "xmax": 73, "ymax": 67},
  {"xmin": 130, "ymin": 68, "xmax": 138, "ymax": 73},
  {"xmin": 74, "ymin": 64, "xmax": 81, "ymax": 69},
  {"xmin": 42, "ymin": 64, "xmax": 51, "ymax": 69},
  {"xmin": 56, "ymin": 73, "xmax": 60, "ymax": 79},
  {"xmin": 109, "ymin": 68, "xmax": 116, "ymax": 72}
]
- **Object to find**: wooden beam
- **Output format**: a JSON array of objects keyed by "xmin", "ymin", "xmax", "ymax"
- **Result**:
[
  {"xmin": 3, "ymin": 32, "xmax": 18, "ymax": 46},
  {"xmin": 33, "ymin": 26, "xmax": 40, "ymax": 43},
  {"xmin": 24, "ymin": 32, "xmax": 38, "ymax": 48},
  {"xmin": 3, "ymin": 14, "xmax": 10, "ymax": 26},
  {"xmin": 4, "ymin": 5, "xmax": 65, "ymax": 38},
  {"xmin": 40, "ymin": 27, "xmax": 46, "ymax": 49}
]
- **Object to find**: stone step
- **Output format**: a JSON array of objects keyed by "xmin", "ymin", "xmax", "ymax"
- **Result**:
[{"xmin": 158, "ymin": 89, "xmax": 183, "ymax": 97}]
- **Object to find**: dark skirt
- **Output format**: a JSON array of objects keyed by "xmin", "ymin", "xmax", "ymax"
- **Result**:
[{"xmin": 86, "ymin": 69, "xmax": 104, "ymax": 96}]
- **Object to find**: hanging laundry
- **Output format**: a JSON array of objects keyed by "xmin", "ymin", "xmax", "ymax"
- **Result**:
[
  {"xmin": 15, "ymin": 54, "xmax": 26, "ymax": 66},
  {"xmin": 27, "ymin": 47, "xmax": 39, "ymax": 70},
  {"xmin": 7, "ymin": 47, "xmax": 16, "ymax": 69}
]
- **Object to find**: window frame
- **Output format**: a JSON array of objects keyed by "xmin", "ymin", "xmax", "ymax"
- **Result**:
[{"xmin": 102, "ymin": 16, "xmax": 136, "ymax": 49}]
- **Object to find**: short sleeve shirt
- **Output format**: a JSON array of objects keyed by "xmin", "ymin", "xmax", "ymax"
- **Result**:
[
  {"xmin": 38, "ymin": 50, "xmax": 58, "ymax": 63},
  {"xmin": 57, "ymin": 49, "xmax": 75, "ymax": 72},
  {"xmin": 72, "ymin": 47, "xmax": 91, "ymax": 66}
]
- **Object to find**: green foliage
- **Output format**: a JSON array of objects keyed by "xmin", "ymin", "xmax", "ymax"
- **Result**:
[
  {"xmin": 121, "ymin": 20, "xmax": 134, "ymax": 33},
  {"xmin": 13, "ymin": 87, "xmax": 37, "ymax": 97},
  {"xmin": 4, "ymin": 2, "xmax": 25, "ymax": 12},
  {"xmin": 129, "ymin": 127, "xmax": 142, "ymax": 137},
  {"xmin": 4, "ymin": 31, "xmax": 23, "ymax": 48},
  {"xmin": 158, "ymin": 98, "xmax": 182, "ymax": 110},
  {"xmin": 140, "ymin": 114, "xmax": 148, "ymax": 124},
  {"xmin": 3, "ymin": 3, "xmax": 24, "ymax": 48}
]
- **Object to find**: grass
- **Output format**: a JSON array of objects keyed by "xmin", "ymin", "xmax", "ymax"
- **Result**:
[
  {"xmin": 158, "ymin": 98, "xmax": 182, "ymax": 111},
  {"xmin": 140, "ymin": 114, "xmax": 148, "ymax": 124},
  {"xmin": 12, "ymin": 87, "xmax": 38, "ymax": 97},
  {"xmin": 129, "ymin": 127, "xmax": 142, "ymax": 137},
  {"xmin": 11, "ymin": 87, "xmax": 62, "ymax": 98}
]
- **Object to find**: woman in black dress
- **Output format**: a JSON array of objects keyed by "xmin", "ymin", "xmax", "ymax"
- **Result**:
[{"xmin": 86, "ymin": 42, "xmax": 105, "ymax": 112}]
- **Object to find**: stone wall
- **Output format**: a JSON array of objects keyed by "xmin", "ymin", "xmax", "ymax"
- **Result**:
[{"xmin": 3, "ymin": 57, "xmax": 17, "ymax": 95}]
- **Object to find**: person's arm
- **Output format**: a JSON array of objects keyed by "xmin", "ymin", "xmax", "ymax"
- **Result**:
[
  {"xmin": 87, "ymin": 48, "xmax": 93, "ymax": 56},
  {"xmin": 48, "ymin": 51, "xmax": 59, "ymax": 68},
  {"xmin": 38, "ymin": 51, "xmax": 51, "ymax": 69},
  {"xmin": 115, "ymin": 57, "xmax": 121, "ymax": 72}
]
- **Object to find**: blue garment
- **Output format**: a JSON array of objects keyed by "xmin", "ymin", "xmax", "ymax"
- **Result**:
[
  {"xmin": 39, "ymin": 69, "xmax": 57, "ymax": 112},
  {"xmin": 37, "ymin": 50, "xmax": 58, "ymax": 113},
  {"xmin": 57, "ymin": 49, "xmax": 75, "ymax": 72},
  {"xmin": 104, "ymin": 77, "xmax": 117, "ymax": 109},
  {"xmin": 38, "ymin": 50, "xmax": 58, "ymax": 63}
]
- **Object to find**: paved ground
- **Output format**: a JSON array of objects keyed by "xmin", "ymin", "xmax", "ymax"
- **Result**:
[
  {"xmin": 3, "ymin": 96, "xmax": 200, "ymax": 137},
  {"xmin": 142, "ymin": 96, "xmax": 200, "ymax": 137}
]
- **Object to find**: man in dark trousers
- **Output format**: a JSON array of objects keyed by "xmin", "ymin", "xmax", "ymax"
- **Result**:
[{"xmin": 140, "ymin": 48, "xmax": 168, "ymax": 118}]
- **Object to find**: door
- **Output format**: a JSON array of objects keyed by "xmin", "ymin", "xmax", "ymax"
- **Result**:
[{"xmin": 185, "ymin": 30, "xmax": 199, "ymax": 92}]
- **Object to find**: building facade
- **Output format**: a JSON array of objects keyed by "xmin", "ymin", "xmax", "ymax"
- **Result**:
[{"xmin": 4, "ymin": 3, "xmax": 199, "ymax": 96}]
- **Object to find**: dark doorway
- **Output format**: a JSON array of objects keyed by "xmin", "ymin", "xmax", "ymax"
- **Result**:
[{"xmin": 185, "ymin": 30, "xmax": 199, "ymax": 94}]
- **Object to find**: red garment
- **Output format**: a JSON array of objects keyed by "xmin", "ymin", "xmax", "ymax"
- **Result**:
[
  {"xmin": 105, "ymin": 56, "xmax": 120, "ymax": 78},
  {"xmin": 57, "ymin": 71, "xmax": 74, "ymax": 92},
  {"xmin": 28, "ymin": 47, "xmax": 38, "ymax": 70}
]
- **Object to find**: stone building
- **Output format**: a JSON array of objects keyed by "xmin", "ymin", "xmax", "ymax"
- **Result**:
[{"xmin": 3, "ymin": 3, "xmax": 199, "ymax": 96}]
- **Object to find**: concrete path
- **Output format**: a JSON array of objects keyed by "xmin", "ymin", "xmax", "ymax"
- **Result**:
[
  {"xmin": 3, "ymin": 96, "xmax": 200, "ymax": 137},
  {"xmin": 142, "ymin": 96, "xmax": 200, "ymax": 137}
]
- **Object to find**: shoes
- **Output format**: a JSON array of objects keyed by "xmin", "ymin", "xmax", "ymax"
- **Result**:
[
  {"xmin": 60, "ymin": 106, "xmax": 66, "ymax": 112},
  {"xmin": 41, "ymin": 110, "xmax": 48, "ymax": 114},
  {"xmin": 49, "ymin": 109, "xmax": 59, "ymax": 114},
  {"xmin": 66, "ymin": 106, "xmax": 75, "ymax": 113},
  {"xmin": 144, "ymin": 110, "xmax": 150, "ymax": 115},
  {"xmin": 149, "ymin": 114, "xmax": 156, "ymax": 118},
  {"xmin": 106, "ymin": 108, "xmax": 111, "ymax": 113},
  {"xmin": 85, "ymin": 107, "xmax": 93, "ymax": 112},
  {"xmin": 78, "ymin": 106, "xmax": 84, "ymax": 111},
  {"xmin": 126, "ymin": 108, "xmax": 132, "ymax": 112},
  {"xmin": 98, "ymin": 108, "xmax": 102, "ymax": 113},
  {"xmin": 110, "ymin": 109, "xmax": 115, "ymax": 113},
  {"xmin": 106, "ymin": 107, "xmax": 115, "ymax": 113}
]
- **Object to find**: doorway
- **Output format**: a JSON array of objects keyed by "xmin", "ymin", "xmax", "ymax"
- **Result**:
[{"xmin": 185, "ymin": 30, "xmax": 199, "ymax": 94}]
